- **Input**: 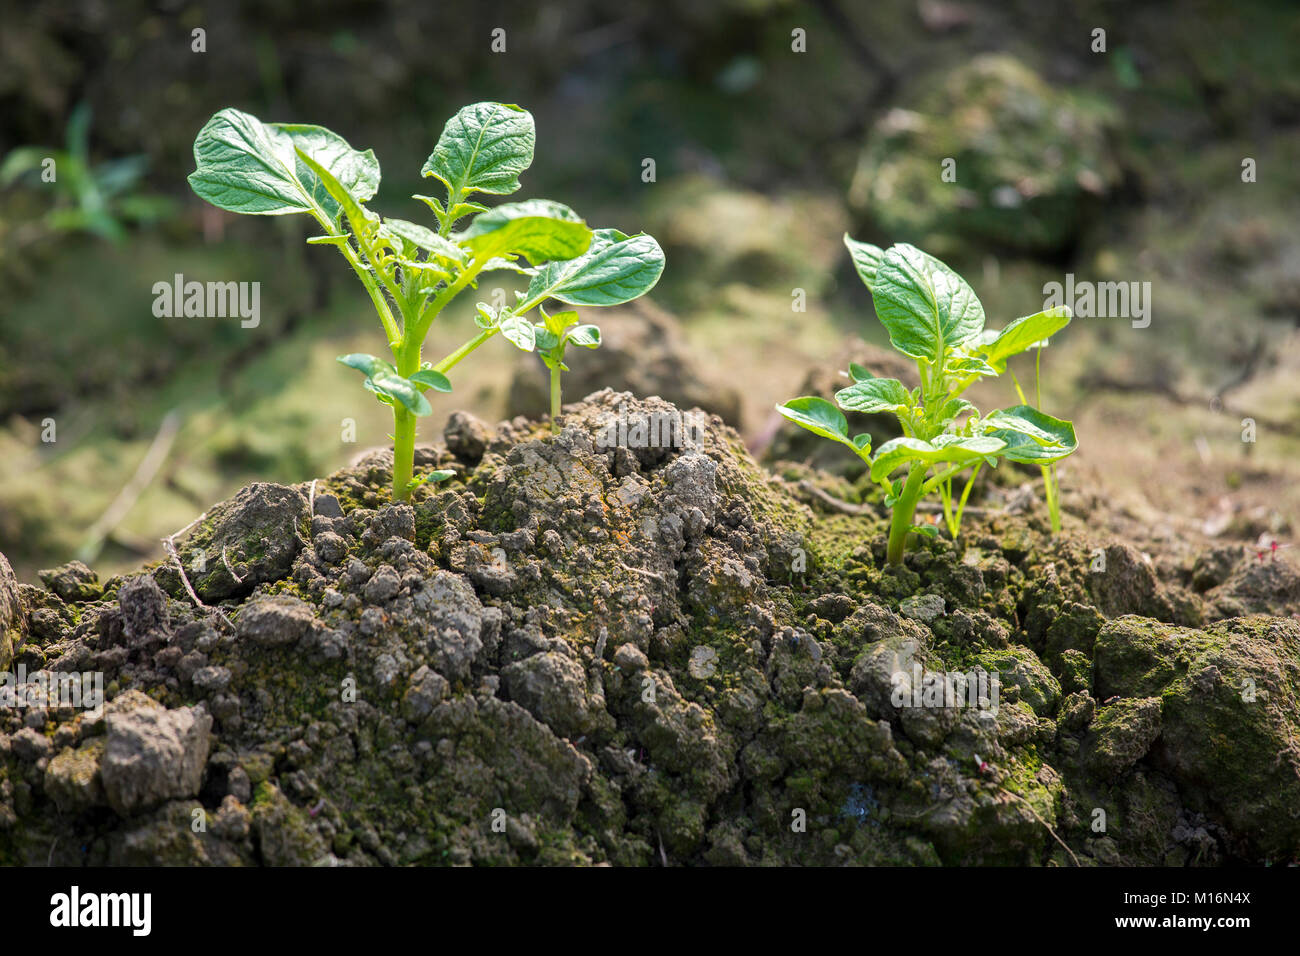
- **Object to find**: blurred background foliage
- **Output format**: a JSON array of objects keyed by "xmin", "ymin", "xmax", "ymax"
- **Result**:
[{"xmin": 1, "ymin": 0, "xmax": 1299, "ymax": 578}]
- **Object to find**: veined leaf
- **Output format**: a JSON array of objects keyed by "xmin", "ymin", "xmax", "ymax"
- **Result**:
[
  {"xmin": 776, "ymin": 397, "xmax": 860, "ymax": 451},
  {"xmin": 534, "ymin": 326, "xmax": 562, "ymax": 351},
  {"xmin": 540, "ymin": 306, "xmax": 578, "ymax": 336},
  {"xmin": 566, "ymin": 324, "xmax": 601, "ymax": 348},
  {"xmin": 422, "ymin": 102, "xmax": 534, "ymax": 200},
  {"xmin": 522, "ymin": 229, "xmax": 664, "ymax": 309},
  {"xmin": 947, "ymin": 355, "xmax": 998, "ymax": 378},
  {"xmin": 872, "ymin": 243, "xmax": 985, "ymax": 365},
  {"xmin": 835, "ymin": 376, "xmax": 910, "ymax": 415},
  {"xmin": 189, "ymin": 109, "xmax": 379, "ymax": 221},
  {"xmin": 869, "ymin": 434, "xmax": 1005, "ymax": 482},
  {"xmin": 981, "ymin": 405, "xmax": 1077, "ymax": 463},
  {"xmin": 382, "ymin": 217, "xmax": 466, "ymax": 263},
  {"xmin": 275, "ymin": 122, "xmax": 380, "ymax": 221},
  {"xmin": 980, "ymin": 306, "xmax": 1072, "ymax": 371},
  {"xmin": 293, "ymin": 146, "xmax": 376, "ymax": 238},
  {"xmin": 844, "ymin": 234, "xmax": 885, "ymax": 291},
  {"xmin": 847, "ymin": 362, "xmax": 877, "ymax": 383},
  {"xmin": 934, "ymin": 397, "xmax": 976, "ymax": 424},
  {"xmin": 457, "ymin": 200, "xmax": 591, "ymax": 263},
  {"xmin": 499, "ymin": 313, "xmax": 536, "ymax": 351}
]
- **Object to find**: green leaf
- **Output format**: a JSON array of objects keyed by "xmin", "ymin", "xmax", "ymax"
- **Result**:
[
  {"xmin": 370, "ymin": 372, "xmax": 432, "ymax": 416},
  {"xmin": 189, "ymin": 109, "xmax": 314, "ymax": 216},
  {"xmin": 946, "ymin": 355, "xmax": 998, "ymax": 378},
  {"xmin": 409, "ymin": 369, "xmax": 453, "ymax": 393},
  {"xmin": 306, "ymin": 234, "xmax": 350, "ymax": 246},
  {"xmin": 980, "ymin": 306, "xmax": 1072, "ymax": 371},
  {"xmin": 479, "ymin": 256, "xmax": 536, "ymax": 276},
  {"xmin": 981, "ymin": 405, "xmax": 1078, "ymax": 463},
  {"xmin": 522, "ymin": 228, "xmax": 665, "ymax": 309},
  {"xmin": 835, "ymin": 376, "xmax": 910, "ymax": 415},
  {"xmin": 565, "ymin": 324, "xmax": 601, "ymax": 348},
  {"xmin": 421, "ymin": 102, "xmax": 535, "ymax": 200},
  {"xmin": 499, "ymin": 313, "xmax": 536, "ymax": 351},
  {"xmin": 1, "ymin": 147, "xmax": 61, "ymax": 186},
  {"xmin": 337, "ymin": 353, "xmax": 394, "ymax": 378},
  {"xmin": 534, "ymin": 326, "xmax": 562, "ymax": 351},
  {"xmin": 338, "ymin": 354, "xmax": 433, "ymax": 415},
  {"xmin": 852, "ymin": 433, "xmax": 872, "ymax": 453},
  {"xmin": 910, "ymin": 524, "xmax": 939, "ymax": 537},
  {"xmin": 844, "ymin": 234, "xmax": 885, "ymax": 291},
  {"xmin": 410, "ymin": 469, "xmax": 457, "ymax": 489},
  {"xmin": 188, "ymin": 109, "xmax": 379, "ymax": 221},
  {"xmin": 869, "ymin": 435, "xmax": 1005, "ymax": 482},
  {"xmin": 847, "ymin": 363, "xmax": 876, "ymax": 383},
  {"xmin": 540, "ymin": 306, "xmax": 577, "ymax": 336},
  {"xmin": 457, "ymin": 199, "xmax": 591, "ymax": 263},
  {"xmin": 872, "ymin": 243, "xmax": 985, "ymax": 364},
  {"xmin": 474, "ymin": 302, "xmax": 499, "ymax": 329},
  {"xmin": 776, "ymin": 397, "xmax": 859, "ymax": 451},
  {"xmin": 934, "ymin": 397, "xmax": 976, "ymax": 424},
  {"xmin": 276, "ymin": 122, "xmax": 380, "ymax": 221},
  {"xmin": 382, "ymin": 217, "xmax": 466, "ymax": 263},
  {"xmin": 292, "ymin": 146, "xmax": 376, "ymax": 237}
]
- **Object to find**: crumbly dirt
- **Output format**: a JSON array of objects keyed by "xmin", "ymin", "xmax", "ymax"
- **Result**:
[{"xmin": 1, "ymin": 391, "xmax": 1297, "ymax": 866}]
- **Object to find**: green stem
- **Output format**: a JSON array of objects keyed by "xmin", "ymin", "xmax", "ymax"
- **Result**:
[
  {"xmin": 886, "ymin": 465, "xmax": 928, "ymax": 567},
  {"xmin": 392, "ymin": 405, "xmax": 415, "ymax": 502},
  {"xmin": 940, "ymin": 479, "xmax": 956, "ymax": 537},
  {"xmin": 389, "ymin": 334, "xmax": 423, "ymax": 502},
  {"xmin": 953, "ymin": 461, "xmax": 982, "ymax": 536},
  {"xmin": 310, "ymin": 210, "xmax": 401, "ymax": 346},
  {"xmin": 549, "ymin": 365, "xmax": 562, "ymax": 434},
  {"xmin": 411, "ymin": 255, "xmax": 488, "ymax": 343},
  {"xmin": 1043, "ymin": 464, "xmax": 1061, "ymax": 533},
  {"xmin": 433, "ymin": 328, "xmax": 497, "ymax": 375}
]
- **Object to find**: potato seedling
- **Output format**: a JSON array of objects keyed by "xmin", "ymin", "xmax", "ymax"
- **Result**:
[
  {"xmin": 530, "ymin": 306, "xmax": 602, "ymax": 434},
  {"xmin": 778, "ymin": 237, "xmax": 1078, "ymax": 566},
  {"xmin": 188, "ymin": 102, "xmax": 664, "ymax": 500}
]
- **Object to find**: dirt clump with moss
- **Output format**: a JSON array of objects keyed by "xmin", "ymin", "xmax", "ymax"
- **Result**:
[{"xmin": 1, "ymin": 391, "xmax": 1296, "ymax": 865}]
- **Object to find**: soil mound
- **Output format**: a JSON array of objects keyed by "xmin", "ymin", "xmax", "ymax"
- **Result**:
[{"xmin": 2, "ymin": 392, "xmax": 1296, "ymax": 865}]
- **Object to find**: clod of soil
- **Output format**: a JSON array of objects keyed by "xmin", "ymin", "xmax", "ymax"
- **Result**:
[{"xmin": 1, "ymin": 391, "xmax": 1297, "ymax": 865}]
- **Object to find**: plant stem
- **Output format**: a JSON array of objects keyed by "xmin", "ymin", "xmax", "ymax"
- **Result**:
[
  {"xmin": 940, "ymin": 478, "xmax": 956, "ymax": 537},
  {"xmin": 549, "ymin": 365, "xmax": 562, "ymax": 434},
  {"xmin": 433, "ymin": 328, "xmax": 496, "ymax": 374},
  {"xmin": 389, "ymin": 335, "xmax": 423, "ymax": 502},
  {"xmin": 391, "ymin": 405, "xmax": 415, "ymax": 502},
  {"xmin": 886, "ymin": 464, "xmax": 927, "ymax": 566},
  {"xmin": 1043, "ymin": 464, "xmax": 1061, "ymax": 533},
  {"xmin": 954, "ymin": 461, "xmax": 982, "ymax": 536}
]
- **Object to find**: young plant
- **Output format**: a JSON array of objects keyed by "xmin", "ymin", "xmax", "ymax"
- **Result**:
[
  {"xmin": 778, "ymin": 237, "xmax": 1078, "ymax": 566},
  {"xmin": 188, "ymin": 102, "xmax": 664, "ymax": 501},
  {"xmin": 1006, "ymin": 344, "xmax": 1065, "ymax": 534},
  {"xmin": 2, "ymin": 102, "xmax": 175, "ymax": 243},
  {"xmin": 531, "ymin": 306, "xmax": 602, "ymax": 433}
]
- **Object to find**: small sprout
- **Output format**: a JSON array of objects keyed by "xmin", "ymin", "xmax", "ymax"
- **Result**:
[
  {"xmin": 778, "ymin": 237, "xmax": 1079, "ymax": 566},
  {"xmin": 534, "ymin": 305, "xmax": 602, "ymax": 433},
  {"xmin": 188, "ymin": 103, "xmax": 664, "ymax": 501},
  {"xmin": 407, "ymin": 469, "xmax": 456, "ymax": 492}
]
